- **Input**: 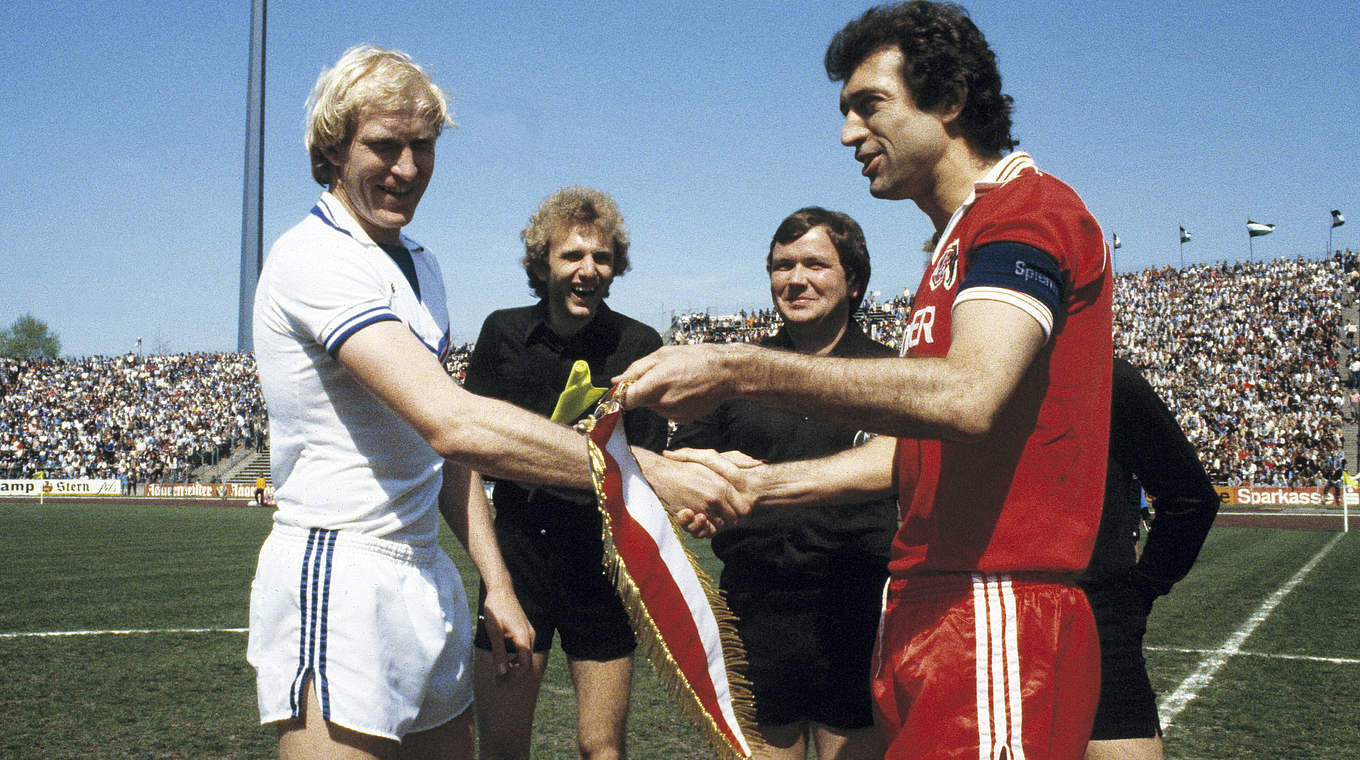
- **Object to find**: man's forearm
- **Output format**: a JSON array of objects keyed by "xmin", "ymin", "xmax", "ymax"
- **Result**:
[
  {"xmin": 439, "ymin": 462, "xmax": 516, "ymax": 594},
  {"xmin": 751, "ymin": 434, "xmax": 898, "ymax": 508},
  {"xmin": 737, "ymin": 301, "xmax": 1042, "ymax": 439},
  {"xmin": 669, "ymin": 434, "xmax": 897, "ymax": 511},
  {"xmin": 730, "ymin": 347, "xmax": 974, "ymax": 440},
  {"xmin": 441, "ymin": 395, "xmax": 596, "ymax": 488},
  {"xmin": 621, "ymin": 299, "xmax": 1045, "ymax": 440}
]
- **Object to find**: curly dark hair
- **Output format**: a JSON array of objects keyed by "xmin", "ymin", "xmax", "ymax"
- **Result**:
[
  {"xmin": 520, "ymin": 186, "xmax": 631, "ymax": 301},
  {"xmin": 768, "ymin": 207, "xmax": 872, "ymax": 315},
  {"xmin": 825, "ymin": 0, "xmax": 1017, "ymax": 156}
]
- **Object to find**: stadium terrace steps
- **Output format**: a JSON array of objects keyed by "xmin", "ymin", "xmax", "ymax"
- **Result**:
[
  {"xmin": 224, "ymin": 448, "xmax": 271, "ymax": 485},
  {"xmin": 198, "ymin": 444, "xmax": 271, "ymax": 486}
]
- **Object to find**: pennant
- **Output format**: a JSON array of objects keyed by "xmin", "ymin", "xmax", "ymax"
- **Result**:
[
  {"xmin": 583, "ymin": 389, "xmax": 756, "ymax": 759},
  {"xmin": 1246, "ymin": 220, "xmax": 1275, "ymax": 237},
  {"xmin": 1179, "ymin": 226, "xmax": 1192, "ymax": 243},
  {"xmin": 1112, "ymin": 233, "xmax": 1122, "ymax": 250},
  {"xmin": 1333, "ymin": 210, "xmax": 1346, "ymax": 228},
  {"xmin": 1343, "ymin": 471, "xmax": 1357, "ymax": 490},
  {"xmin": 550, "ymin": 360, "xmax": 607, "ymax": 424}
]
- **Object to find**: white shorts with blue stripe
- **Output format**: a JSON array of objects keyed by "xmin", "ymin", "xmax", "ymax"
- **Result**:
[{"xmin": 247, "ymin": 523, "xmax": 475, "ymax": 740}]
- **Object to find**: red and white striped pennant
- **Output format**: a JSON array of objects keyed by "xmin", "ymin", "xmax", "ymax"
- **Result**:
[{"xmin": 584, "ymin": 389, "xmax": 756, "ymax": 759}]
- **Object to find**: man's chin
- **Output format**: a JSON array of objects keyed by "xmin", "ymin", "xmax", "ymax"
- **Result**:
[
  {"xmin": 567, "ymin": 300, "xmax": 603, "ymax": 320},
  {"xmin": 377, "ymin": 210, "xmax": 415, "ymax": 228},
  {"xmin": 778, "ymin": 306, "xmax": 823, "ymax": 323},
  {"xmin": 868, "ymin": 183, "xmax": 907, "ymax": 200}
]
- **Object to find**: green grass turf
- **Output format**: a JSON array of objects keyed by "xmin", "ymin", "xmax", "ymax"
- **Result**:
[
  {"xmin": 1144, "ymin": 529, "xmax": 1359, "ymax": 759},
  {"xmin": 1, "ymin": 502, "xmax": 1357, "ymax": 758}
]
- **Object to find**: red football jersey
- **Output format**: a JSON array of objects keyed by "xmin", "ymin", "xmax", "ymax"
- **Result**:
[{"xmin": 891, "ymin": 153, "xmax": 1113, "ymax": 577}]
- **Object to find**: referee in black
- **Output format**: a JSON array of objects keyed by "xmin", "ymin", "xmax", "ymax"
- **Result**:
[
  {"xmin": 1081, "ymin": 356, "xmax": 1220, "ymax": 759},
  {"xmin": 669, "ymin": 207, "xmax": 897, "ymax": 760},
  {"xmin": 463, "ymin": 187, "xmax": 668, "ymax": 760}
]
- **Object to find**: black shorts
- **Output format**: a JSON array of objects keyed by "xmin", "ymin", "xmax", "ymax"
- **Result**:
[
  {"xmin": 723, "ymin": 578, "xmax": 883, "ymax": 729},
  {"xmin": 1084, "ymin": 580, "xmax": 1161, "ymax": 740},
  {"xmin": 473, "ymin": 518, "xmax": 635, "ymax": 661}
]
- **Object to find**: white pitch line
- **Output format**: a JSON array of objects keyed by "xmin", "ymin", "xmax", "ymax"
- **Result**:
[
  {"xmin": 0, "ymin": 627, "xmax": 247, "ymax": 639},
  {"xmin": 1159, "ymin": 532, "xmax": 1345, "ymax": 733},
  {"xmin": 1147, "ymin": 646, "xmax": 1360, "ymax": 666}
]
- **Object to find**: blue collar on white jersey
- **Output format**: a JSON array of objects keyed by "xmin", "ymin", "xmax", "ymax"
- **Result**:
[{"xmin": 308, "ymin": 191, "xmax": 425, "ymax": 255}]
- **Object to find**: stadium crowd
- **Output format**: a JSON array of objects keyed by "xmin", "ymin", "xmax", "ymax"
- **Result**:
[
  {"xmin": 669, "ymin": 293, "xmax": 913, "ymax": 348},
  {"xmin": 1, "ymin": 253, "xmax": 1352, "ymax": 490},
  {"xmin": 1112, "ymin": 256, "xmax": 1350, "ymax": 487},
  {"xmin": 441, "ymin": 342, "xmax": 476, "ymax": 384},
  {"xmin": 0, "ymin": 352, "xmax": 267, "ymax": 487}
]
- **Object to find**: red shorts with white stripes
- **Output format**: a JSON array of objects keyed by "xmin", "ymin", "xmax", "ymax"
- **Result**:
[{"xmin": 872, "ymin": 573, "xmax": 1099, "ymax": 759}]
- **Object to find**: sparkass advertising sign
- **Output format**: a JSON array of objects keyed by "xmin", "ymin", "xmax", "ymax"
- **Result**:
[{"xmin": 1215, "ymin": 485, "xmax": 1358, "ymax": 508}]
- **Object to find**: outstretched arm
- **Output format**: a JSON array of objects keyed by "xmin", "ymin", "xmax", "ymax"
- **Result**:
[
  {"xmin": 669, "ymin": 433, "xmax": 898, "ymax": 508},
  {"xmin": 666, "ymin": 434, "xmax": 898, "ymax": 536},
  {"xmin": 617, "ymin": 299, "xmax": 1045, "ymax": 441},
  {"xmin": 336, "ymin": 320, "xmax": 751, "ymax": 523}
]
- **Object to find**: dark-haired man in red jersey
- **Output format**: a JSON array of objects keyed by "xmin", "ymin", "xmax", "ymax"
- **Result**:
[{"xmin": 619, "ymin": 3, "xmax": 1113, "ymax": 757}]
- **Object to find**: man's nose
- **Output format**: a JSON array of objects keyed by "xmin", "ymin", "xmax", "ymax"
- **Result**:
[
  {"xmin": 392, "ymin": 145, "xmax": 418, "ymax": 179},
  {"xmin": 841, "ymin": 112, "xmax": 867, "ymax": 147}
]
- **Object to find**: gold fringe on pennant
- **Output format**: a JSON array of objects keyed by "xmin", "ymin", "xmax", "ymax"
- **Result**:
[{"xmin": 584, "ymin": 419, "xmax": 761, "ymax": 760}]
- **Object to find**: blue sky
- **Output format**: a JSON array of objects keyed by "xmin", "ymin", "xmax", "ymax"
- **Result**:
[{"xmin": 3, "ymin": 0, "xmax": 1356, "ymax": 357}]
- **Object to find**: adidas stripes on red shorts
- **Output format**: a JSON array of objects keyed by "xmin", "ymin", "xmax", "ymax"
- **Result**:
[{"xmin": 872, "ymin": 573, "xmax": 1099, "ymax": 759}]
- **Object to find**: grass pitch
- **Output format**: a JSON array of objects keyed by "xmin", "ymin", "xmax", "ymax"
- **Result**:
[{"xmin": 1, "ymin": 501, "xmax": 1357, "ymax": 759}]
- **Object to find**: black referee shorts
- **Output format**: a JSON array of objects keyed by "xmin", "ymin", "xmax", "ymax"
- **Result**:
[
  {"xmin": 1084, "ymin": 580, "xmax": 1161, "ymax": 741},
  {"xmin": 723, "ymin": 578, "xmax": 883, "ymax": 730},
  {"xmin": 473, "ymin": 518, "xmax": 635, "ymax": 661}
]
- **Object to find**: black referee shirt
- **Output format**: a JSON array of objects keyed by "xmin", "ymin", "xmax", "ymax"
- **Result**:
[
  {"xmin": 464, "ymin": 301, "xmax": 669, "ymax": 533},
  {"xmin": 1080, "ymin": 357, "xmax": 1219, "ymax": 598},
  {"xmin": 669, "ymin": 322, "xmax": 899, "ymax": 590}
]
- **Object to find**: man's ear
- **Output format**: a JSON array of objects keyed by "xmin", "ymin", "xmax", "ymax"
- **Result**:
[
  {"xmin": 529, "ymin": 261, "xmax": 548, "ymax": 291},
  {"xmin": 936, "ymin": 82, "xmax": 967, "ymax": 128},
  {"xmin": 322, "ymin": 143, "xmax": 346, "ymax": 169}
]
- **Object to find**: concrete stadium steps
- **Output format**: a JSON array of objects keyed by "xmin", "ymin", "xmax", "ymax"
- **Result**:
[{"xmin": 224, "ymin": 448, "xmax": 271, "ymax": 485}]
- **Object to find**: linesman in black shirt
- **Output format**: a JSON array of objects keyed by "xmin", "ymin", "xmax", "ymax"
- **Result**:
[
  {"xmin": 670, "ymin": 207, "xmax": 897, "ymax": 760},
  {"xmin": 464, "ymin": 187, "xmax": 668, "ymax": 760},
  {"xmin": 1081, "ymin": 357, "xmax": 1220, "ymax": 759}
]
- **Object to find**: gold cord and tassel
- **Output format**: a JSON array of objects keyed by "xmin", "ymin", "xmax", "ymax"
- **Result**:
[{"xmin": 578, "ymin": 383, "xmax": 760, "ymax": 759}]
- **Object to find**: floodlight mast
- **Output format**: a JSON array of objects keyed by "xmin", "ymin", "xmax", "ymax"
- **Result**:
[{"xmin": 237, "ymin": 0, "xmax": 266, "ymax": 352}]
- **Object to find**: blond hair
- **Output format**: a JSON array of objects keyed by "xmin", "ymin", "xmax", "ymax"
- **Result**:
[{"xmin": 304, "ymin": 45, "xmax": 453, "ymax": 186}]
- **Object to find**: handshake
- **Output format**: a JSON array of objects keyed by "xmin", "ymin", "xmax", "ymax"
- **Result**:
[
  {"xmin": 613, "ymin": 341, "xmax": 897, "ymax": 538},
  {"xmin": 642, "ymin": 447, "xmax": 766, "ymax": 538},
  {"xmin": 611, "ymin": 342, "xmax": 766, "ymax": 538}
]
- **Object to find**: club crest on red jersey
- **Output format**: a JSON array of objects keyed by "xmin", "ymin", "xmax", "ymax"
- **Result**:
[{"xmin": 929, "ymin": 241, "xmax": 959, "ymax": 291}]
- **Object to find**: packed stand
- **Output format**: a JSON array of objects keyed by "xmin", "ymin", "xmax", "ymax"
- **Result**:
[
  {"xmin": 666, "ymin": 254, "xmax": 1351, "ymax": 488},
  {"xmin": 668, "ymin": 293, "xmax": 912, "ymax": 349},
  {"xmin": 2, "ymin": 255, "xmax": 1349, "ymax": 490},
  {"xmin": 1113, "ymin": 256, "xmax": 1347, "ymax": 487},
  {"xmin": 0, "ymin": 352, "xmax": 267, "ymax": 487},
  {"xmin": 441, "ymin": 343, "xmax": 476, "ymax": 384}
]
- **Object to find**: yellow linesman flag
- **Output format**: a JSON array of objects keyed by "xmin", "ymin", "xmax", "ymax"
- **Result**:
[{"xmin": 550, "ymin": 360, "xmax": 608, "ymax": 424}]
